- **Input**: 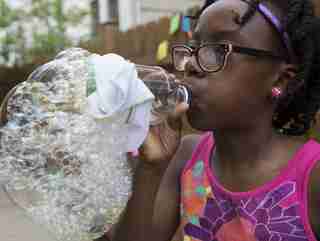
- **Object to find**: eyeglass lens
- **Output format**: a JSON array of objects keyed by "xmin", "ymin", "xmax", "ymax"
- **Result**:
[
  {"xmin": 173, "ymin": 47, "xmax": 192, "ymax": 71},
  {"xmin": 173, "ymin": 45, "xmax": 226, "ymax": 72},
  {"xmin": 198, "ymin": 45, "xmax": 225, "ymax": 71}
]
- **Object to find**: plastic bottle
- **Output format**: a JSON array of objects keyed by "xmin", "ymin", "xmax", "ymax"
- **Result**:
[{"xmin": 135, "ymin": 64, "xmax": 191, "ymax": 125}]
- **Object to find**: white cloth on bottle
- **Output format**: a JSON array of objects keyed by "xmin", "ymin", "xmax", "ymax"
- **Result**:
[{"xmin": 86, "ymin": 53, "xmax": 154, "ymax": 152}]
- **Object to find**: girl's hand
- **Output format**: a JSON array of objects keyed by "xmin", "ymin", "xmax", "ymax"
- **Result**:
[{"xmin": 138, "ymin": 102, "xmax": 189, "ymax": 168}]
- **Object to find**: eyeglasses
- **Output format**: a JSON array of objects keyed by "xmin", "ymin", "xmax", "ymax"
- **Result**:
[{"xmin": 171, "ymin": 43, "xmax": 284, "ymax": 73}]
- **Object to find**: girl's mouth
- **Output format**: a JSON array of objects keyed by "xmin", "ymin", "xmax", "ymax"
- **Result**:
[{"xmin": 189, "ymin": 95, "xmax": 201, "ymax": 112}]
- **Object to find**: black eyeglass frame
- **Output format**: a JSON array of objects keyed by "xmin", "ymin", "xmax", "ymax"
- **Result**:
[{"xmin": 171, "ymin": 43, "xmax": 285, "ymax": 73}]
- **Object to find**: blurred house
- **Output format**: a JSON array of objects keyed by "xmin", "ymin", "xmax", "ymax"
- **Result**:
[
  {"xmin": 88, "ymin": 0, "xmax": 203, "ymax": 65},
  {"xmin": 91, "ymin": 0, "xmax": 204, "ymax": 32}
]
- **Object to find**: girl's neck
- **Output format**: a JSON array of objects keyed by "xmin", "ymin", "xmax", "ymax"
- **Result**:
[
  {"xmin": 212, "ymin": 123, "xmax": 279, "ymax": 168},
  {"xmin": 210, "ymin": 122, "xmax": 306, "ymax": 192}
]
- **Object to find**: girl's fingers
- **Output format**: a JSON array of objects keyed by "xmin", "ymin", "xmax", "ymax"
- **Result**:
[
  {"xmin": 170, "ymin": 102, "xmax": 189, "ymax": 119},
  {"xmin": 167, "ymin": 102, "xmax": 189, "ymax": 131}
]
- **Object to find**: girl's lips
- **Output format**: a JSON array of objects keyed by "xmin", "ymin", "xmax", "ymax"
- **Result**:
[
  {"xmin": 186, "ymin": 89, "xmax": 197, "ymax": 108},
  {"xmin": 189, "ymin": 94, "xmax": 201, "ymax": 110},
  {"xmin": 181, "ymin": 81, "xmax": 201, "ymax": 108}
]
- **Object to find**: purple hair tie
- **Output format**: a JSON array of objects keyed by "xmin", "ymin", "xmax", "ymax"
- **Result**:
[{"xmin": 257, "ymin": 3, "xmax": 296, "ymax": 63}]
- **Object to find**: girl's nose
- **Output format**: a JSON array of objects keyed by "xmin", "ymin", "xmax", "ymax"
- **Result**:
[{"xmin": 184, "ymin": 55, "xmax": 205, "ymax": 78}]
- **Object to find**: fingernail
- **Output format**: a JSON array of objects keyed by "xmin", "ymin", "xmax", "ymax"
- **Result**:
[{"xmin": 129, "ymin": 150, "xmax": 139, "ymax": 157}]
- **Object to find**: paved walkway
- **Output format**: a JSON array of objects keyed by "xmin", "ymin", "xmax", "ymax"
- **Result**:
[{"xmin": 0, "ymin": 186, "xmax": 56, "ymax": 241}]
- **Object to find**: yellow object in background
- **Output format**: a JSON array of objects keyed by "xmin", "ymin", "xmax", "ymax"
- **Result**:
[{"xmin": 157, "ymin": 40, "xmax": 169, "ymax": 61}]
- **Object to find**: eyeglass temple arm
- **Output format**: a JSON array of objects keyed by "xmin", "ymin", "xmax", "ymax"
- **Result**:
[{"xmin": 232, "ymin": 45, "xmax": 284, "ymax": 60}]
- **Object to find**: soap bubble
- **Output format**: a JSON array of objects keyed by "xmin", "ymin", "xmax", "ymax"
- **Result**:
[{"xmin": 0, "ymin": 48, "xmax": 133, "ymax": 241}]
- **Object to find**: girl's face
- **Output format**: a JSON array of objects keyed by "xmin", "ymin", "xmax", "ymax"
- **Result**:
[{"xmin": 184, "ymin": 0, "xmax": 285, "ymax": 131}]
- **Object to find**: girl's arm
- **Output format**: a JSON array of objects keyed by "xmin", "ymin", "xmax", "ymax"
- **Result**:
[{"xmin": 97, "ymin": 134, "xmax": 200, "ymax": 241}]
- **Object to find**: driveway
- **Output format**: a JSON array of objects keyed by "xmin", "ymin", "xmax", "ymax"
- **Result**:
[{"xmin": 0, "ymin": 186, "xmax": 56, "ymax": 241}]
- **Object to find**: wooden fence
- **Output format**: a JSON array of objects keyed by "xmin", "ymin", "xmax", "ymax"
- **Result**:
[
  {"xmin": 0, "ymin": 64, "xmax": 37, "ymax": 105},
  {"xmin": 82, "ymin": 16, "xmax": 189, "ymax": 67}
]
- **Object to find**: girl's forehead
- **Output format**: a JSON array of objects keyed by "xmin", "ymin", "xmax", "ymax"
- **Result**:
[{"xmin": 195, "ymin": 0, "xmax": 250, "ymax": 40}]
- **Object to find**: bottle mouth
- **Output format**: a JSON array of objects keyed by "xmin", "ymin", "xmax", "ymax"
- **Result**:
[{"xmin": 177, "ymin": 85, "xmax": 191, "ymax": 105}]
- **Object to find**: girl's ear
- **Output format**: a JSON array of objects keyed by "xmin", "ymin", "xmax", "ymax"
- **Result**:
[{"xmin": 273, "ymin": 63, "xmax": 298, "ymax": 90}]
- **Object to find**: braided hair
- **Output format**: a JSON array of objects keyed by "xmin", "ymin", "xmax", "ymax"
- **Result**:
[{"xmin": 197, "ymin": 0, "xmax": 320, "ymax": 136}]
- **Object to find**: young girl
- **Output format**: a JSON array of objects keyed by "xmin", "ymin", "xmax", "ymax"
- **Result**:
[{"xmin": 107, "ymin": 0, "xmax": 320, "ymax": 241}]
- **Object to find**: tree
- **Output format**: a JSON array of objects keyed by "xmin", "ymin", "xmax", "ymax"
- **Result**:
[
  {"xmin": 0, "ymin": 0, "xmax": 21, "ymax": 65},
  {"xmin": 0, "ymin": 0, "xmax": 89, "ymax": 66}
]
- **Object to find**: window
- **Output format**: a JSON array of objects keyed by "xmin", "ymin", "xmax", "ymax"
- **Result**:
[
  {"xmin": 96, "ymin": 0, "xmax": 118, "ymax": 24},
  {"xmin": 108, "ymin": 0, "xmax": 119, "ymax": 23},
  {"xmin": 91, "ymin": 0, "xmax": 99, "ymax": 35}
]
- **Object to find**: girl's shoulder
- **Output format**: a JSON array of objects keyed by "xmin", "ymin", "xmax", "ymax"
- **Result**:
[
  {"xmin": 169, "ymin": 134, "xmax": 203, "ymax": 179},
  {"xmin": 292, "ymin": 138, "xmax": 320, "ymax": 217},
  {"xmin": 177, "ymin": 134, "xmax": 203, "ymax": 167},
  {"xmin": 305, "ymin": 140, "xmax": 320, "ymax": 239}
]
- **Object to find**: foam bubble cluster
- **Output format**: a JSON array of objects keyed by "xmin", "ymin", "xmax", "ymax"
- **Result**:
[{"xmin": 0, "ymin": 48, "xmax": 133, "ymax": 241}]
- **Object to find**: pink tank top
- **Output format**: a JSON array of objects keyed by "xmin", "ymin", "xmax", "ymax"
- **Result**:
[{"xmin": 180, "ymin": 132, "xmax": 320, "ymax": 241}]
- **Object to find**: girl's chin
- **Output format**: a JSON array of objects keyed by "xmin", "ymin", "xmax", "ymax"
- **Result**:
[
  {"xmin": 186, "ymin": 110, "xmax": 219, "ymax": 132},
  {"xmin": 186, "ymin": 111, "xmax": 208, "ymax": 131}
]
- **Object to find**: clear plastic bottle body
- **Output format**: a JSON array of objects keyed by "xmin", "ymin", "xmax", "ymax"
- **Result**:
[{"xmin": 135, "ymin": 65, "xmax": 190, "ymax": 125}]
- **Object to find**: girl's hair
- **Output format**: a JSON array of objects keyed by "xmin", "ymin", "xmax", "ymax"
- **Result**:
[{"xmin": 197, "ymin": 0, "xmax": 320, "ymax": 136}]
